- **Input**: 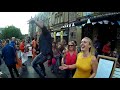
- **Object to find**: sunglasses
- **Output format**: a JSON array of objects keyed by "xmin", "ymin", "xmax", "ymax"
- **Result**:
[{"xmin": 68, "ymin": 45, "xmax": 74, "ymax": 47}]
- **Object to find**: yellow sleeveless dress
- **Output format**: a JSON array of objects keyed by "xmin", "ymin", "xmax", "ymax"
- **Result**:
[{"xmin": 73, "ymin": 52, "xmax": 94, "ymax": 78}]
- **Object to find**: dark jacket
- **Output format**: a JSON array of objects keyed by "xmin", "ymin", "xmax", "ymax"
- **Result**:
[
  {"xmin": 39, "ymin": 26, "xmax": 52, "ymax": 55},
  {"xmin": 10, "ymin": 41, "xmax": 16, "ymax": 52},
  {"xmin": 2, "ymin": 44, "xmax": 16, "ymax": 66}
]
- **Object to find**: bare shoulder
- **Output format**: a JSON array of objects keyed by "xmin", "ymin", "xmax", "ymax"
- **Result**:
[{"xmin": 91, "ymin": 56, "xmax": 98, "ymax": 63}]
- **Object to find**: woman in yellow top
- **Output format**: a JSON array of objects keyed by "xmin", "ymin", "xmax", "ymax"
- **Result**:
[{"xmin": 59, "ymin": 37, "xmax": 98, "ymax": 78}]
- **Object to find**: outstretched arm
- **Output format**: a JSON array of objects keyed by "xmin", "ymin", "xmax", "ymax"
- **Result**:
[
  {"xmin": 29, "ymin": 18, "xmax": 48, "ymax": 35},
  {"xmin": 59, "ymin": 64, "xmax": 77, "ymax": 70},
  {"xmin": 29, "ymin": 18, "xmax": 44, "ymax": 28},
  {"xmin": 34, "ymin": 20, "xmax": 44, "ymax": 29}
]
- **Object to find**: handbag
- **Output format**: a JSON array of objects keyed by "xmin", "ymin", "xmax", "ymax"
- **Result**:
[
  {"xmin": 52, "ymin": 58, "xmax": 56, "ymax": 65},
  {"xmin": 16, "ymin": 58, "xmax": 22, "ymax": 69},
  {"xmin": 21, "ymin": 52, "xmax": 28, "ymax": 64},
  {"xmin": 16, "ymin": 51, "xmax": 22, "ymax": 69},
  {"xmin": 48, "ymin": 60, "xmax": 52, "ymax": 67}
]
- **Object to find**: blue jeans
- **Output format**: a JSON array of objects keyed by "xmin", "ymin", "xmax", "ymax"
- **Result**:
[
  {"xmin": 51, "ymin": 63, "xmax": 56, "ymax": 72},
  {"xmin": 31, "ymin": 53, "xmax": 47, "ymax": 78},
  {"xmin": 51, "ymin": 56, "xmax": 60, "ymax": 73},
  {"xmin": 55, "ymin": 56, "xmax": 61, "ymax": 67}
]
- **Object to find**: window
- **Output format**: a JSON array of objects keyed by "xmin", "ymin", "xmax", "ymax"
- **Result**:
[
  {"xmin": 59, "ymin": 16, "xmax": 60, "ymax": 23},
  {"xmin": 83, "ymin": 12, "xmax": 93, "ymax": 16},
  {"xmin": 57, "ymin": 16, "xmax": 59, "ymax": 24},
  {"xmin": 73, "ymin": 32, "xmax": 76, "ymax": 39},
  {"xmin": 61, "ymin": 15, "xmax": 63, "ymax": 23},
  {"xmin": 55, "ymin": 17, "xmax": 57, "ymax": 24},
  {"xmin": 55, "ymin": 14, "xmax": 59, "ymax": 24},
  {"xmin": 58, "ymin": 12, "xmax": 62, "ymax": 15},
  {"xmin": 70, "ymin": 32, "xmax": 76, "ymax": 39}
]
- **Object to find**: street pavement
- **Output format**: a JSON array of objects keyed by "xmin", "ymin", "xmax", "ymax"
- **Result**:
[{"xmin": 0, "ymin": 57, "xmax": 64, "ymax": 78}]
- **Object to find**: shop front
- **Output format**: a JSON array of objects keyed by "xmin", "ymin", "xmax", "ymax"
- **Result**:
[
  {"xmin": 51, "ymin": 29, "xmax": 68, "ymax": 43},
  {"xmin": 74, "ymin": 12, "xmax": 120, "ymax": 53}
]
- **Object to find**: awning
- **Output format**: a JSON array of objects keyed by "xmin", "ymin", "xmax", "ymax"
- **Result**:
[{"xmin": 74, "ymin": 12, "xmax": 120, "ymax": 26}]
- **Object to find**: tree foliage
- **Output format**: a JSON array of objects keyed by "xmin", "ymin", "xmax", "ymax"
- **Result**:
[{"xmin": 1, "ymin": 25, "xmax": 23, "ymax": 39}]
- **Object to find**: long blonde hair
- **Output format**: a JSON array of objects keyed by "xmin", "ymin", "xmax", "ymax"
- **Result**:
[{"xmin": 83, "ymin": 37, "xmax": 96, "ymax": 55}]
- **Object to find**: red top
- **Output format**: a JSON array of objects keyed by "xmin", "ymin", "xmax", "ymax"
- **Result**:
[
  {"xmin": 65, "ymin": 51, "xmax": 77, "ymax": 65},
  {"xmin": 19, "ymin": 42, "xmax": 25, "ymax": 52},
  {"xmin": 102, "ymin": 44, "xmax": 110, "ymax": 54}
]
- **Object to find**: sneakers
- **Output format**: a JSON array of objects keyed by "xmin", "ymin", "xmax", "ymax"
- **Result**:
[{"xmin": 40, "ymin": 71, "xmax": 47, "ymax": 78}]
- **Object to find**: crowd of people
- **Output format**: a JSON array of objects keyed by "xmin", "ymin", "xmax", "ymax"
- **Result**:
[
  {"xmin": 0, "ymin": 37, "xmax": 33, "ymax": 78},
  {"xmin": 93, "ymin": 37, "xmax": 120, "ymax": 67},
  {"xmin": 0, "ymin": 37, "xmax": 25, "ymax": 78},
  {"xmin": 0, "ymin": 19, "xmax": 119, "ymax": 78}
]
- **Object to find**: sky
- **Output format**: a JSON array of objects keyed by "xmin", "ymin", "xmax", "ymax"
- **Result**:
[{"xmin": 0, "ymin": 12, "xmax": 39, "ymax": 34}]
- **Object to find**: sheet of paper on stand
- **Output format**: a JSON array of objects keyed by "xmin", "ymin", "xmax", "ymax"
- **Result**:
[
  {"xmin": 21, "ymin": 52, "xmax": 28, "ymax": 64},
  {"xmin": 95, "ymin": 58, "xmax": 114, "ymax": 78},
  {"xmin": 27, "ymin": 46, "xmax": 32, "ymax": 57},
  {"xmin": 17, "ymin": 51, "xmax": 21, "ymax": 59}
]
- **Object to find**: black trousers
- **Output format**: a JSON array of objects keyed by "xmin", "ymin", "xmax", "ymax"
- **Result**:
[
  {"xmin": 64, "ymin": 69, "xmax": 76, "ymax": 78},
  {"xmin": 7, "ymin": 64, "xmax": 19, "ymax": 78}
]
